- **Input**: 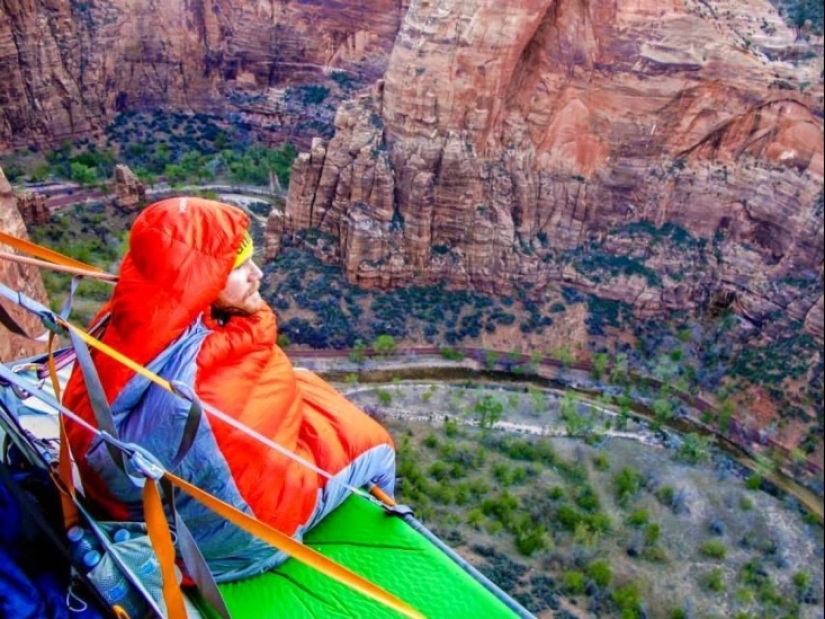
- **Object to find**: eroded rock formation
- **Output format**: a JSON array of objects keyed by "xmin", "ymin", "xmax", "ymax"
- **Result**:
[
  {"xmin": 275, "ymin": 0, "xmax": 824, "ymax": 340},
  {"xmin": 0, "ymin": 167, "xmax": 49, "ymax": 362},
  {"xmin": 15, "ymin": 191, "xmax": 49, "ymax": 226},
  {"xmin": 0, "ymin": 0, "xmax": 406, "ymax": 150},
  {"xmin": 1, "ymin": 0, "xmax": 822, "ymax": 343},
  {"xmin": 112, "ymin": 164, "xmax": 146, "ymax": 211}
]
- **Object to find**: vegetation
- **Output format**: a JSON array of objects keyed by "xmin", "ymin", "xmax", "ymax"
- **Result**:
[
  {"xmin": 382, "ymin": 412, "xmax": 824, "ymax": 619},
  {"xmin": 4, "ymin": 111, "xmax": 298, "ymax": 191},
  {"xmin": 768, "ymin": 0, "xmax": 825, "ymax": 34}
]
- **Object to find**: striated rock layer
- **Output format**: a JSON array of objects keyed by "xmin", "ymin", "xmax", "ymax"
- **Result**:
[
  {"xmin": 275, "ymin": 0, "xmax": 824, "ymax": 340},
  {"xmin": 0, "ymin": 0, "xmax": 406, "ymax": 149},
  {"xmin": 15, "ymin": 191, "xmax": 49, "ymax": 226},
  {"xmin": 0, "ymin": 166, "xmax": 49, "ymax": 362}
]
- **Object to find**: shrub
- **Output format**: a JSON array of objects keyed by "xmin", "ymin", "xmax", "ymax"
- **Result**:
[
  {"xmin": 745, "ymin": 475, "xmax": 762, "ymax": 490},
  {"xmin": 562, "ymin": 570, "xmax": 586, "ymax": 595},
  {"xmin": 626, "ymin": 508, "xmax": 649, "ymax": 528},
  {"xmin": 699, "ymin": 539, "xmax": 727, "ymax": 560},
  {"xmin": 592, "ymin": 453, "xmax": 610, "ymax": 471},
  {"xmin": 702, "ymin": 567, "xmax": 725, "ymax": 592},
  {"xmin": 613, "ymin": 467, "xmax": 644, "ymax": 506},
  {"xmin": 586, "ymin": 560, "xmax": 612, "ymax": 588}
]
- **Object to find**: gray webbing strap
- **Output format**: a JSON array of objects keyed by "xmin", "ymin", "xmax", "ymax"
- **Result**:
[
  {"xmin": 67, "ymin": 326, "xmax": 126, "ymax": 472},
  {"xmin": 161, "ymin": 476, "xmax": 232, "ymax": 619}
]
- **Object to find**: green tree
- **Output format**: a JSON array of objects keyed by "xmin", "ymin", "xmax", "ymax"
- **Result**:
[
  {"xmin": 552, "ymin": 344, "xmax": 574, "ymax": 367},
  {"xmin": 560, "ymin": 392, "xmax": 591, "ymax": 436},
  {"xmin": 678, "ymin": 433, "xmax": 713, "ymax": 464},
  {"xmin": 586, "ymin": 560, "xmax": 612, "ymax": 588},
  {"xmin": 70, "ymin": 162, "xmax": 98, "ymax": 186},
  {"xmin": 562, "ymin": 570, "xmax": 586, "ymax": 595},
  {"xmin": 718, "ymin": 399, "xmax": 734, "ymax": 432},
  {"xmin": 475, "ymin": 395, "xmax": 503, "ymax": 429},
  {"xmin": 376, "ymin": 389, "xmax": 392, "ymax": 406},
  {"xmin": 612, "ymin": 583, "xmax": 643, "ymax": 619},
  {"xmin": 613, "ymin": 467, "xmax": 643, "ymax": 506},
  {"xmin": 699, "ymin": 539, "xmax": 727, "ymax": 560},
  {"xmin": 349, "ymin": 339, "xmax": 367, "ymax": 363},
  {"xmin": 591, "ymin": 352, "xmax": 609, "ymax": 380},
  {"xmin": 372, "ymin": 334, "xmax": 397, "ymax": 357},
  {"xmin": 528, "ymin": 386, "xmax": 546, "ymax": 414}
]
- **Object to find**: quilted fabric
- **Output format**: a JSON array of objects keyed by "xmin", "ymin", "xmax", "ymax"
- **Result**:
[
  {"xmin": 62, "ymin": 198, "xmax": 395, "ymax": 578},
  {"xmin": 212, "ymin": 496, "xmax": 520, "ymax": 618}
]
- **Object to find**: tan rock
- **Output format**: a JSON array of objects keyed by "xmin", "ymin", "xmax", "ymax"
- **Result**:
[
  {"xmin": 0, "ymin": 167, "xmax": 50, "ymax": 362},
  {"xmin": 805, "ymin": 294, "xmax": 824, "ymax": 342},
  {"xmin": 112, "ymin": 164, "xmax": 146, "ymax": 211},
  {"xmin": 14, "ymin": 192, "xmax": 49, "ymax": 226},
  {"xmin": 0, "ymin": 0, "xmax": 404, "ymax": 150},
  {"xmin": 281, "ymin": 0, "xmax": 823, "ymax": 327}
]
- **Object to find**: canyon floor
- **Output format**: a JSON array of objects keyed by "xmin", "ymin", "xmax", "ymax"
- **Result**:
[{"xmin": 339, "ymin": 377, "xmax": 825, "ymax": 619}]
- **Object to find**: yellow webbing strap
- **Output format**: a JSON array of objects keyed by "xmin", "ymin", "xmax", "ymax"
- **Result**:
[
  {"xmin": 164, "ymin": 471, "xmax": 425, "ymax": 619},
  {"xmin": 0, "ymin": 230, "xmax": 106, "ymax": 273},
  {"xmin": 143, "ymin": 479, "xmax": 188, "ymax": 619},
  {"xmin": 63, "ymin": 322, "xmax": 171, "ymax": 392}
]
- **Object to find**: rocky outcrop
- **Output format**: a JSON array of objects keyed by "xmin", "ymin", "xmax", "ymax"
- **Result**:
[
  {"xmin": 275, "ymin": 0, "xmax": 824, "ymax": 337},
  {"xmin": 805, "ymin": 294, "xmax": 824, "ymax": 341},
  {"xmin": 0, "ymin": 167, "xmax": 50, "ymax": 362},
  {"xmin": 0, "ymin": 0, "xmax": 406, "ymax": 150},
  {"xmin": 112, "ymin": 164, "xmax": 145, "ymax": 211},
  {"xmin": 14, "ymin": 191, "xmax": 49, "ymax": 226}
]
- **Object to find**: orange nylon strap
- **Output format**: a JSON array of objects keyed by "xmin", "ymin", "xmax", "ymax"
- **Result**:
[
  {"xmin": 0, "ymin": 230, "xmax": 105, "ymax": 273},
  {"xmin": 48, "ymin": 331, "xmax": 80, "ymax": 529},
  {"xmin": 0, "ymin": 251, "xmax": 118, "ymax": 281},
  {"xmin": 164, "ymin": 471, "xmax": 425, "ymax": 619},
  {"xmin": 370, "ymin": 485, "xmax": 397, "ymax": 507},
  {"xmin": 56, "ymin": 418, "xmax": 80, "ymax": 529},
  {"xmin": 143, "ymin": 479, "xmax": 187, "ymax": 619}
]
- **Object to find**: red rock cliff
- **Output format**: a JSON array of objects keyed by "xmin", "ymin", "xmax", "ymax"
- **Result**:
[
  {"xmin": 276, "ymin": 0, "xmax": 824, "ymax": 339},
  {"xmin": 0, "ymin": 0, "xmax": 406, "ymax": 149},
  {"xmin": 0, "ymin": 166, "xmax": 50, "ymax": 362}
]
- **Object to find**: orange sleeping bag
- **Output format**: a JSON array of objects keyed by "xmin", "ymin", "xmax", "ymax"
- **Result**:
[{"xmin": 63, "ymin": 197, "xmax": 395, "ymax": 581}]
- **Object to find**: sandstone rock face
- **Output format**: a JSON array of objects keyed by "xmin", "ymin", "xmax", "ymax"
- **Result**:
[
  {"xmin": 276, "ymin": 0, "xmax": 824, "ymax": 340},
  {"xmin": 112, "ymin": 164, "xmax": 145, "ymax": 211},
  {"xmin": 805, "ymin": 293, "xmax": 824, "ymax": 341},
  {"xmin": 0, "ymin": 0, "xmax": 406, "ymax": 150},
  {"xmin": 0, "ymin": 167, "xmax": 50, "ymax": 362},
  {"xmin": 15, "ymin": 191, "xmax": 49, "ymax": 226}
]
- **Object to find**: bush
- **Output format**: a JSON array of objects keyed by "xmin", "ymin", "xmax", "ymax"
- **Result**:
[
  {"xmin": 613, "ymin": 467, "xmax": 644, "ymax": 506},
  {"xmin": 586, "ymin": 560, "xmax": 612, "ymax": 588},
  {"xmin": 702, "ymin": 567, "xmax": 725, "ymax": 592},
  {"xmin": 626, "ymin": 508, "xmax": 649, "ymax": 528},
  {"xmin": 699, "ymin": 539, "xmax": 727, "ymax": 560},
  {"xmin": 562, "ymin": 570, "xmax": 586, "ymax": 595}
]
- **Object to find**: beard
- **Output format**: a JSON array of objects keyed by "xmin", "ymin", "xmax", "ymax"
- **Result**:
[{"xmin": 211, "ymin": 289, "xmax": 264, "ymax": 320}]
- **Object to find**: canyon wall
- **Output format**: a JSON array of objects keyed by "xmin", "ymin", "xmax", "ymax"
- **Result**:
[
  {"xmin": 0, "ymin": 167, "xmax": 49, "ymax": 362},
  {"xmin": 274, "ymin": 0, "xmax": 824, "ymax": 338},
  {"xmin": 0, "ymin": 0, "xmax": 406, "ymax": 149},
  {"xmin": 1, "ymin": 0, "xmax": 823, "ymax": 340}
]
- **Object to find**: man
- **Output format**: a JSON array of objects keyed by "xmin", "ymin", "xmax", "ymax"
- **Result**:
[{"xmin": 62, "ymin": 197, "xmax": 396, "ymax": 581}]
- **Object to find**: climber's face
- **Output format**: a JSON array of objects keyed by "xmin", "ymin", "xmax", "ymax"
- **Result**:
[{"xmin": 213, "ymin": 258, "xmax": 264, "ymax": 315}]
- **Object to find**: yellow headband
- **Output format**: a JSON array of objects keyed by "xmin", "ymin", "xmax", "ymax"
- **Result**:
[{"xmin": 234, "ymin": 231, "xmax": 254, "ymax": 268}]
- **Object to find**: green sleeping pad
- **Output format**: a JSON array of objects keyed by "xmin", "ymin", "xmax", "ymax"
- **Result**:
[{"xmin": 204, "ymin": 495, "xmax": 522, "ymax": 618}]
